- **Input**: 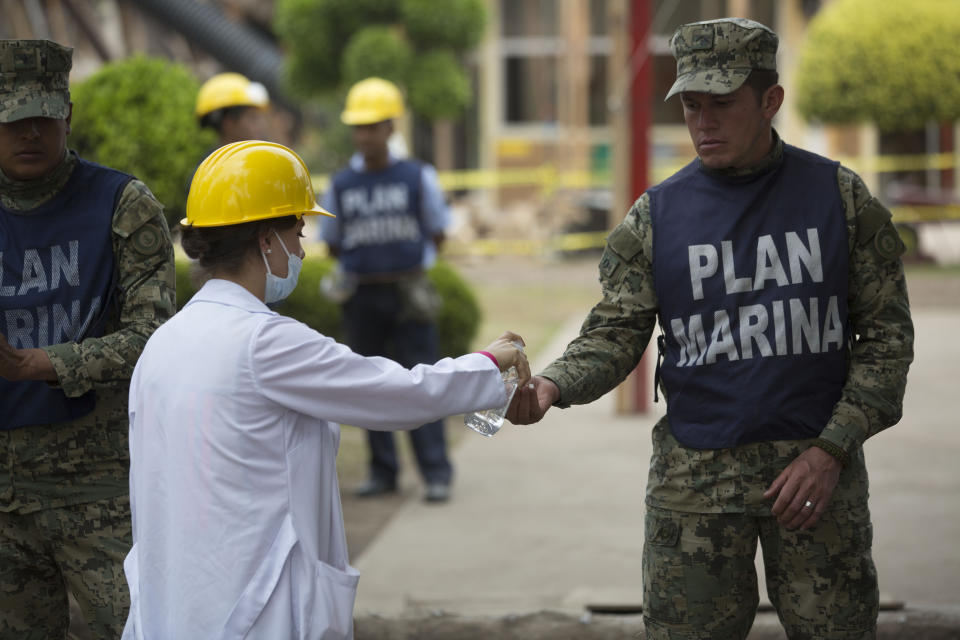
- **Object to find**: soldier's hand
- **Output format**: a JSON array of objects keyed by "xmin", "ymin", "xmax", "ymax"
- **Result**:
[
  {"xmin": 0, "ymin": 332, "xmax": 25, "ymax": 380},
  {"xmin": 506, "ymin": 375, "xmax": 559, "ymax": 425},
  {"xmin": 763, "ymin": 446, "xmax": 842, "ymax": 530},
  {"xmin": 0, "ymin": 332, "xmax": 57, "ymax": 382}
]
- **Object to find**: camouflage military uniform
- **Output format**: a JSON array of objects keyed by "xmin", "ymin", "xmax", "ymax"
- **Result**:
[
  {"xmin": 540, "ymin": 133, "xmax": 913, "ymax": 640},
  {"xmin": 0, "ymin": 40, "xmax": 176, "ymax": 640}
]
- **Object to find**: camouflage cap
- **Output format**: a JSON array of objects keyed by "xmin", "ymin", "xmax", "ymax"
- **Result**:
[
  {"xmin": 0, "ymin": 40, "xmax": 73, "ymax": 123},
  {"xmin": 665, "ymin": 18, "xmax": 777, "ymax": 101}
]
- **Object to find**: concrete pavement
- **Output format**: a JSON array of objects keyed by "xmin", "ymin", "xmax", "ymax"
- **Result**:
[{"xmin": 351, "ymin": 308, "xmax": 960, "ymax": 632}]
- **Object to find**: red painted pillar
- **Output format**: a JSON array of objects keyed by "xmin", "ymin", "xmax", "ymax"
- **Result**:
[{"xmin": 628, "ymin": 0, "xmax": 653, "ymax": 413}]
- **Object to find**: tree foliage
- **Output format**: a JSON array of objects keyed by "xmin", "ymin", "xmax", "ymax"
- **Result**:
[
  {"xmin": 69, "ymin": 56, "xmax": 216, "ymax": 228},
  {"xmin": 401, "ymin": 0, "xmax": 486, "ymax": 51},
  {"xmin": 407, "ymin": 50, "xmax": 472, "ymax": 120},
  {"xmin": 275, "ymin": 0, "xmax": 484, "ymax": 121},
  {"xmin": 341, "ymin": 26, "xmax": 413, "ymax": 87},
  {"xmin": 795, "ymin": 0, "xmax": 960, "ymax": 131}
]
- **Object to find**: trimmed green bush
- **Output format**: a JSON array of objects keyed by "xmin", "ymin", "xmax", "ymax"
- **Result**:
[
  {"xmin": 429, "ymin": 260, "xmax": 481, "ymax": 358},
  {"xmin": 69, "ymin": 56, "xmax": 216, "ymax": 229},
  {"xmin": 175, "ymin": 257, "xmax": 479, "ymax": 358},
  {"xmin": 795, "ymin": 0, "xmax": 960, "ymax": 131},
  {"xmin": 401, "ymin": 0, "xmax": 486, "ymax": 51},
  {"xmin": 407, "ymin": 50, "xmax": 472, "ymax": 120},
  {"xmin": 274, "ymin": 0, "xmax": 485, "ymax": 122},
  {"xmin": 341, "ymin": 26, "xmax": 413, "ymax": 87}
]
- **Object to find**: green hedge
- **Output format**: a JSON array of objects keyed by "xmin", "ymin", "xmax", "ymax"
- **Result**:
[
  {"xmin": 70, "ymin": 56, "xmax": 216, "ymax": 229},
  {"xmin": 175, "ymin": 257, "xmax": 480, "ymax": 358},
  {"xmin": 400, "ymin": 0, "xmax": 486, "ymax": 51},
  {"xmin": 275, "ymin": 0, "xmax": 485, "ymax": 123},
  {"xmin": 341, "ymin": 26, "xmax": 413, "ymax": 87},
  {"xmin": 796, "ymin": 0, "xmax": 960, "ymax": 131}
]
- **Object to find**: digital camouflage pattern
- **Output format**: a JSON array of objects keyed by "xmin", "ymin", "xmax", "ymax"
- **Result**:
[
  {"xmin": 0, "ymin": 150, "xmax": 177, "ymax": 513},
  {"xmin": 540, "ymin": 132, "xmax": 913, "ymax": 515},
  {"xmin": 540, "ymin": 131, "xmax": 911, "ymax": 635},
  {"xmin": 1, "ymin": 39, "xmax": 175, "ymax": 636},
  {"xmin": 643, "ymin": 496, "xmax": 877, "ymax": 639},
  {"xmin": 666, "ymin": 18, "xmax": 778, "ymax": 100},
  {"xmin": 0, "ymin": 39, "xmax": 72, "ymax": 123},
  {"xmin": 0, "ymin": 494, "xmax": 131, "ymax": 639}
]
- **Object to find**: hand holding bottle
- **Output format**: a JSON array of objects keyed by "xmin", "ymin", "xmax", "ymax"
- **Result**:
[
  {"xmin": 479, "ymin": 331, "xmax": 530, "ymax": 386},
  {"xmin": 465, "ymin": 331, "xmax": 530, "ymax": 437}
]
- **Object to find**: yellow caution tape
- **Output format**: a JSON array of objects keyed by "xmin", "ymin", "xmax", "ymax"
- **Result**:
[
  {"xmin": 891, "ymin": 204, "xmax": 960, "ymax": 223},
  {"xmin": 315, "ymin": 152, "xmax": 958, "ymax": 196}
]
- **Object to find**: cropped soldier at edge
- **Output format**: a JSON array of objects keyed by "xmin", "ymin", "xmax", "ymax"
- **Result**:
[{"xmin": 0, "ymin": 39, "xmax": 176, "ymax": 638}]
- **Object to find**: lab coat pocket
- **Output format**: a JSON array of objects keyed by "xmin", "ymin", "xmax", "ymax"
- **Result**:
[
  {"xmin": 219, "ymin": 515, "xmax": 299, "ymax": 639},
  {"xmin": 294, "ymin": 555, "xmax": 360, "ymax": 640}
]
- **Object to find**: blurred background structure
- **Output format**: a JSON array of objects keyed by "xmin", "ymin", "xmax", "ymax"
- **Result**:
[
  {"xmin": 5, "ymin": 4, "xmax": 958, "ymax": 636},
  {"xmin": 2, "ymin": 0, "xmax": 957, "ymax": 258}
]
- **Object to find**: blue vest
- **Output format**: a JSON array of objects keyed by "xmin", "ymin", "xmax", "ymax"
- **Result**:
[
  {"xmin": 332, "ymin": 160, "xmax": 425, "ymax": 274},
  {"xmin": 649, "ymin": 145, "xmax": 849, "ymax": 449},
  {"xmin": 0, "ymin": 158, "xmax": 130, "ymax": 430}
]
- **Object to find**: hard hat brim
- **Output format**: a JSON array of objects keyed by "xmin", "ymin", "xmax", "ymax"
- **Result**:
[
  {"xmin": 180, "ymin": 203, "xmax": 334, "ymax": 228},
  {"xmin": 340, "ymin": 110, "xmax": 394, "ymax": 126}
]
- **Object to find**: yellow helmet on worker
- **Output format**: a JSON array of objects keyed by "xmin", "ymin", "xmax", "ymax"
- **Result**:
[
  {"xmin": 183, "ymin": 140, "xmax": 333, "ymax": 228},
  {"xmin": 340, "ymin": 77, "xmax": 405, "ymax": 125},
  {"xmin": 195, "ymin": 72, "xmax": 270, "ymax": 120}
]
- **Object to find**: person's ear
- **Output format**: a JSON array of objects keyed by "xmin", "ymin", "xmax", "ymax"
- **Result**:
[
  {"xmin": 259, "ymin": 230, "xmax": 273, "ymax": 255},
  {"xmin": 761, "ymin": 85, "xmax": 784, "ymax": 120},
  {"xmin": 65, "ymin": 102, "xmax": 73, "ymax": 135}
]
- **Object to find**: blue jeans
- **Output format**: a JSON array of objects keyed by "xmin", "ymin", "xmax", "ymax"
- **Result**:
[{"xmin": 342, "ymin": 283, "xmax": 452, "ymax": 486}]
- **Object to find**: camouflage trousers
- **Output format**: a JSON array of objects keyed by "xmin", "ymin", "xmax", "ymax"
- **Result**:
[
  {"xmin": 642, "ymin": 503, "xmax": 878, "ymax": 640},
  {"xmin": 0, "ymin": 494, "xmax": 131, "ymax": 640}
]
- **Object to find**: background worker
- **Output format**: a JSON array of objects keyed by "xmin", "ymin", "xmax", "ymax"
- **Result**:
[
  {"xmin": 319, "ymin": 77, "xmax": 456, "ymax": 503},
  {"xmin": 195, "ymin": 71, "xmax": 271, "ymax": 147},
  {"xmin": 508, "ymin": 18, "xmax": 913, "ymax": 639},
  {"xmin": 123, "ymin": 140, "xmax": 528, "ymax": 638},
  {"xmin": 0, "ymin": 39, "xmax": 176, "ymax": 638}
]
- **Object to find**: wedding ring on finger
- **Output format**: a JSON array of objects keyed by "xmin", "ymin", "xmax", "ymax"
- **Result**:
[{"xmin": 803, "ymin": 500, "xmax": 814, "ymax": 509}]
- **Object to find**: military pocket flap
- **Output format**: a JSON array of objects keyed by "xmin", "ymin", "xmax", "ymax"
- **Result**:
[
  {"xmin": 606, "ymin": 224, "xmax": 643, "ymax": 261},
  {"xmin": 645, "ymin": 516, "xmax": 680, "ymax": 547},
  {"xmin": 855, "ymin": 197, "xmax": 892, "ymax": 246}
]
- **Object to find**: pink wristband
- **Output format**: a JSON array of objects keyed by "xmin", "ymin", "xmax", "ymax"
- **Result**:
[{"xmin": 476, "ymin": 351, "xmax": 499, "ymax": 369}]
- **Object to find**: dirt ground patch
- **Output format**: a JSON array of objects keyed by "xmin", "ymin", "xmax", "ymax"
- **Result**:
[{"xmin": 351, "ymin": 608, "xmax": 960, "ymax": 639}]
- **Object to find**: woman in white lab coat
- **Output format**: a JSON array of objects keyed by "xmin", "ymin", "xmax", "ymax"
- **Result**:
[{"xmin": 121, "ymin": 141, "xmax": 528, "ymax": 640}]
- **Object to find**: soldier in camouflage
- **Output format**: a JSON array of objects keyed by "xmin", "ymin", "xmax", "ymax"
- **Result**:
[
  {"xmin": 0, "ymin": 40, "xmax": 175, "ymax": 638},
  {"xmin": 508, "ymin": 18, "xmax": 913, "ymax": 640}
]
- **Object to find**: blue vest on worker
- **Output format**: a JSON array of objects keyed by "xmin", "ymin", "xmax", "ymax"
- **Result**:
[
  {"xmin": 649, "ymin": 145, "xmax": 849, "ymax": 449},
  {"xmin": 0, "ymin": 158, "xmax": 130, "ymax": 430},
  {"xmin": 331, "ymin": 160, "xmax": 425, "ymax": 275}
]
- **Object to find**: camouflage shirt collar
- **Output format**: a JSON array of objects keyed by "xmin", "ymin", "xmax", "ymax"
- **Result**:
[
  {"xmin": 698, "ymin": 129, "xmax": 783, "ymax": 182},
  {"xmin": 0, "ymin": 149, "xmax": 76, "ymax": 211}
]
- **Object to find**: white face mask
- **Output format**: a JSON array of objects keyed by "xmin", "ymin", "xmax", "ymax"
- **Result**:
[{"xmin": 261, "ymin": 230, "xmax": 302, "ymax": 303}]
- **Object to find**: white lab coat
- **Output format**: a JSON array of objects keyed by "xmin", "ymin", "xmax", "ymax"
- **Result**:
[{"xmin": 122, "ymin": 279, "xmax": 507, "ymax": 640}]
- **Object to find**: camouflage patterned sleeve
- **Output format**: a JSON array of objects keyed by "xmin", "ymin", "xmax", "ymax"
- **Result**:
[
  {"xmin": 818, "ymin": 167, "xmax": 914, "ymax": 456},
  {"xmin": 540, "ymin": 194, "xmax": 659, "ymax": 406},
  {"xmin": 42, "ymin": 180, "xmax": 176, "ymax": 396}
]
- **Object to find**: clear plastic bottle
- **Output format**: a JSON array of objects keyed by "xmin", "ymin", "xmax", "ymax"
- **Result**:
[{"xmin": 464, "ymin": 350, "xmax": 522, "ymax": 438}]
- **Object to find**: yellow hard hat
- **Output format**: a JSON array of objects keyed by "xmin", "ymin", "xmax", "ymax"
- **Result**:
[
  {"xmin": 195, "ymin": 72, "xmax": 270, "ymax": 118},
  {"xmin": 340, "ymin": 77, "xmax": 404, "ymax": 125},
  {"xmin": 183, "ymin": 140, "xmax": 334, "ymax": 227}
]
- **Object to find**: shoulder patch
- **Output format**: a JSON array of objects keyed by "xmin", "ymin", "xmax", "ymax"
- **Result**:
[
  {"xmin": 606, "ymin": 224, "xmax": 643, "ymax": 261},
  {"xmin": 856, "ymin": 197, "xmax": 892, "ymax": 246},
  {"xmin": 131, "ymin": 224, "xmax": 163, "ymax": 256},
  {"xmin": 874, "ymin": 224, "xmax": 906, "ymax": 260},
  {"xmin": 112, "ymin": 180, "xmax": 166, "ymax": 238}
]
